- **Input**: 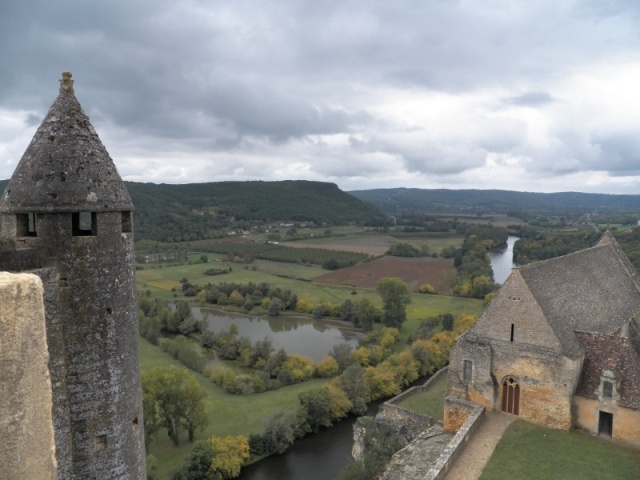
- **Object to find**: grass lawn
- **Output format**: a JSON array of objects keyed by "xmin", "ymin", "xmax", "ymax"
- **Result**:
[
  {"xmin": 139, "ymin": 338, "xmax": 330, "ymax": 479},
  {"xmin": 395, "ymin": 372, "xmax": 448, "ymax": 421},
  {"xmin": 480, "ymin": 420, "xmax": 640, "ymax": 480}
]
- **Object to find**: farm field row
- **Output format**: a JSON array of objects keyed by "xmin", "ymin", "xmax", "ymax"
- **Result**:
[
  {"xmin": 284, "ymin": 233, "xmax": 464, "ymax": 256},
  {"xmin": 314, "ymin": 256, "xmax": 456, "ymax": 295}
]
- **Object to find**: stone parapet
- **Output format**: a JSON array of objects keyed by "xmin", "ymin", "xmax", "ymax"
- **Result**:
[
  {"xmin": 0, "ymin": 272, "xmax": 57, "ymax": 479},
  {"xmin": 426, "ymin": 397, "xmax": 485, "ymax": 480}
]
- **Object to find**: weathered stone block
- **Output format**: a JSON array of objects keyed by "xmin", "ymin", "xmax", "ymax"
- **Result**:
[{"xmin": 0, "ymin": 272, "xmax": 57, "ymax": 479}]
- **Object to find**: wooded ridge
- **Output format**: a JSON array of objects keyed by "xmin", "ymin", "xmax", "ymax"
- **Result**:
[
  {"xmin": 0, "ymin": 180, "xmax": 388, "ymax": 242},
  {"xmin": 349, "ymin": 187, "xmax": 640, "ymax": 214}
]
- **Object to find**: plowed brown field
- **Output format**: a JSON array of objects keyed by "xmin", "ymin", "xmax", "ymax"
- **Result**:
[{"xmin": 313, "ymin": 256, "xmax": 455, "ymax": 294}]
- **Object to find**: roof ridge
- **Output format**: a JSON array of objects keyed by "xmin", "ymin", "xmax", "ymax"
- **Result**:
[{"xmin": 517, "ymin": 240, "xmax": 607, "ymax": 273}]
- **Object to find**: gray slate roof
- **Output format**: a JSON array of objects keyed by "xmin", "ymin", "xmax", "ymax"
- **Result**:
[
  {"xmin": 0, "ymin": 72, "xmax": 132, "ymax": 213},
  {"xmin": 517, "ymin": 232, "xmax": 640, "ymax": 357}
]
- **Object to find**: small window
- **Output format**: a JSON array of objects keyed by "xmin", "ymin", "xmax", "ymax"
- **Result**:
[
  {"xmin": 122, "ymin": 211, "xmax": 132, "ymax": 233},
  {"xmin": 603, "ymin": 381, "xmax": 613, "ymax": 399},
  {"xmin": 16, "ymin": 213, "xmax": 37, "ymax": 237},
  {"xmin": 510, "ymin": 323, "xmax": 515, "ymax": 342},
  {"xmin": 94, "ymin": 435, "xmax": 107, "ymax": 453},
  {"xmin": 72, "ymin": 212, "xmax": 96, "ymax": 236},
  {"xmin": 463, "ymin": 360, "xmax": 472, "ymax": 382}
]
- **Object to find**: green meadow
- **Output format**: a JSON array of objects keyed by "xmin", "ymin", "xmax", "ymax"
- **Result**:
[
  {"xmin": 140, "ymin": 338, "xmax": 331, "ymax": 478},
  {"xmin": 481, "ymin": 420, "xmax": 640, "ymax": 480}
]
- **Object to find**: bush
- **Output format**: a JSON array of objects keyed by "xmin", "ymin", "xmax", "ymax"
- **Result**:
[
  {"xmin": 159, "ymin": 336, "xmax": 205, "ymax": 373},
  {"xmin": 418, "ymin": 283, "xmax": 435, "ymax": 294},
  {"xmin": 316, "ymin": 357, "xmax": 340, "ymax": 378}
]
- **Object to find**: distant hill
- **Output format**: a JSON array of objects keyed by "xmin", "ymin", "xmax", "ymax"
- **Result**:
[
  {"xmin": 349, "ymin": 188, "xmax": 640, "ymax": 214},
  {"xmin": 0, "ymin": 179, "xmax": 388, "ymax": 241}
]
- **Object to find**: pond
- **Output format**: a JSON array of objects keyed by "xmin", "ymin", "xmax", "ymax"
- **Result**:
[{"xmin": 190, "ymin": 307, "xmax": 360, "ymax": 362}]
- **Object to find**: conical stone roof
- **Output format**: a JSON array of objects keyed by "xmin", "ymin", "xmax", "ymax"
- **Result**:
[{"xmin": 0, "ymin": 72, "xmax": 132, "ymax": 213}]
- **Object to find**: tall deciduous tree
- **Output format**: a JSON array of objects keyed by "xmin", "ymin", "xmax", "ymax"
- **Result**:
[
  {"xmin": 142, "ymin": 366, "xmax": 208, "ymax": 446},
  {"xmin": 298, "ymin": 388, "xmax": 333, "ymax": 433},
  {"xmin": 338, "ymin": 365, "xmax": 370, "ymax": 415},
  {"xmin": 356, "ymin": 298, "xmax": 377, "ymax": 331},
  {"xmin": 376, "ymin": 277, "xmax": 412, "ymax": 328}
]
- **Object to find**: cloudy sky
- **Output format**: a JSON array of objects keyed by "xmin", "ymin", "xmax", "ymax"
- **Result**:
[{"xmin": 2, "ymin": 1, "xmax": 640, "ymax": 193}]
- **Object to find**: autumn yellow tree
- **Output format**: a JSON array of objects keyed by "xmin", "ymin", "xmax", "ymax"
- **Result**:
[
  {"xmin": 316, "ymin": 356, "xmax": 340, "ymax": 377},
  {"xmin": 365, "ymin": 363, "xmax": 401, "ymax": 400},
  {"xmin": 281, "ymin": 353, "xmax": 315, "ymax": 383},
  {"xmin": 326, "ymin": 383, "xmax": 352, "ymax": 421},
  {"xmin": 209, "ymin": 435, "xmax": 250, "ymax": 479}
]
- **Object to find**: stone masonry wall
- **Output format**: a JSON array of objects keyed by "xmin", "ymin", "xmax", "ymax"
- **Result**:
[
  {"xmin": 0, "ymin": 272, "xmax": 57, "ymax": 479},
  {"xmin": 449, "ymin": 269, "xmax": 583, "ymax": 430},
  {"xmin": 429, "ymin": 396, "xmax": 485, "ymax": 480},
  {"xmin": 352, "ymin": 368, "xmax": 448, "ymax": 461},
  {"xmin": 376, "ymin": 367, "xmax": 449, "ymax": 438}
]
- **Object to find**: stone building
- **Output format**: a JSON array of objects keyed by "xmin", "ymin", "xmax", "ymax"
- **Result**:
[
  {"xmin": 446, "ymin": 232, "xmax": 640, "ymax": 448},
  {"xmin": 0, "ymin": 73, "xmax": 146, "ymax": 478}
]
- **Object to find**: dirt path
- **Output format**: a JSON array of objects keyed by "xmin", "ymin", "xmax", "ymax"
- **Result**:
[{"xmin": 444, "ymin": 411, "xmax": 516, "ymax": 480}]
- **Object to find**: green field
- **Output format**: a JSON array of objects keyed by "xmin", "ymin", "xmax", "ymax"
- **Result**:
[
  {"xmin": 136, "ymin": 258, "xmax": 485, "ymax": 332},
  {"xmin": 395, "ymin": 372, "xmax": 448, "ymax": 421},
  {"xmin": 140, "ymin": 338, "xmax": 331, "ymax": 478},
  {"xmin": 481, "ymin": 420, "xmax": 640, "ymax": 480}
]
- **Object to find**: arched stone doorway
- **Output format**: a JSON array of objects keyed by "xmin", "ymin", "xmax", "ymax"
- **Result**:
[{"xmin": 501, "ymin": 377, "xmax": 520, "ymax": 415}]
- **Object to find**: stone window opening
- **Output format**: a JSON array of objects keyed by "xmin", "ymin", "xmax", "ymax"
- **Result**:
[
  {"xmin": 121, "ymin": 211, "xmax": 132, "ymax": 233},
  {"xmin": 463, "ymin": 360, "xmax": 473, "ymax": 382},
  {"xmin": 603, "ymin": 381, "xmax": 613, "ymax": 399},
  {"xmin": 16, "ymin": 213, "xmax": 38, "ymax": 237},
  {"xmin": 510, "ymin": 323, "xmax": 515, "ymax": 342},
  {"xmin": 72, "ymin": 212, "xmax": 96, "ymax": 236},
  {"xmin": 94, "ymin": 435, "xmax": 107, "ymax": 453},
  {"xmin": 132, "ymin": 417, "xmax": 139, "ymax": 430},
  {"xmin": 599, "ymin": 370, "xmax": 618, "ymax": 402}
]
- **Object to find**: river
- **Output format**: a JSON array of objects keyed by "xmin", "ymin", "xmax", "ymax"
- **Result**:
[
  {"xmin": 489, "ymin": 235, "xmax": 519, "ymax": 284},
  {"xmin": 238, "ymin": 400, "xmax": 383, "ymax": 480}
]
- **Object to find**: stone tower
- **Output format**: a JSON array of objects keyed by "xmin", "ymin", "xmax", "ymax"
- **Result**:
[{"xmin": 0, "ymin": 73, "xmax": 145, "ymax": 478}]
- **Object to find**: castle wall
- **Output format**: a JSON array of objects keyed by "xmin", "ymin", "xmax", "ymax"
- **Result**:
[
  {"xmin": 1, "ymin": 211, "xmax": 145, "ymax": 478},
  {"xmin": 469, "ymin": 271, "xmax": 562, "ymax": 350},
  {"xmin": 449, "ymin": 336, "xmax": 581, "ymax": 430},
  {"xmin": 574, "ymin": 397, "xmax": 640, "ymax": 449},
  {"xmin": 0, "ymin": 272, "xmax": 57, "ymax": 479},
  {"xmin": 38, "ymin": 211, "xmax": 145, "ymax": 479},
  {"xmin": 448, "ymin": 270, "xmax": 583, "ymax": 430},
  {"xmin": 0, "ymin": 72, "xmax": 146, "ymax": 478}
]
